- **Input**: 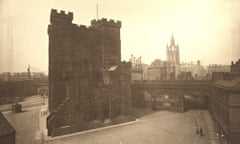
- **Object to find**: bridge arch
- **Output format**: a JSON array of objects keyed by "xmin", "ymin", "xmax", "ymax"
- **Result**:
[
  {"xmin": 131, "ymin": 80, "xmax": 211, "ymax": 112},
  {"xmin": 182, "ymin": 90, "xmax": 209, "ymax": 111},
  {"xmin": 142, "ymin": 90, "xmax": 184, "ymax": 112}
]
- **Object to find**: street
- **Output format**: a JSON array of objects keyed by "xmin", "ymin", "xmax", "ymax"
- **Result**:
[
  {"xmin": 1, "ymin": 95, "xmax": 217, "ymax": 144},
  {"xmin": 0, "ymin": 95, "xmax": 48, "ymax": 112},
  {"xmin": 47, "ymin": 110, "xmax": 216, "ymax": 144}
]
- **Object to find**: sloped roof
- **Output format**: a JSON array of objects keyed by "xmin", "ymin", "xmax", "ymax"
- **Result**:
[
  {"xmin": 214, "ymin": 76, "xmax": 240, "ymax": 89},
  {"xmin": 108, "ymin": 65, "xmax": 118, "ymax": 71},
  {"xmin": 0, "ymin": 111, "xmax": 15, "ymax": 136}
]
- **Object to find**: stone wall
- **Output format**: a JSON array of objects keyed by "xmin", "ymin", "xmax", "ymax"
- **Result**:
[
  {"xmin": 210, "ymin": 77, "xmax": 240, "ymax": 144},
  {"xmin": 47, "ymin": 9, "xmax": 132, "ymax": 136},
  {"xmin": 0, "ymin": 80, "xmax": 37, "ymax": 104},
  {"xmin": 121, "ymin": 62, "xmax": 132, "ymax": 115}
]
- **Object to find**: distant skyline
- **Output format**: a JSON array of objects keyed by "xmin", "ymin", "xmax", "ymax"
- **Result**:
[{"xmin": 1, "ymin": 0, "xmax": 240, "ymax": 72}]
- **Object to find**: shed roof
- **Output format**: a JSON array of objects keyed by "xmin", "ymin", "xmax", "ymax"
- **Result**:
[
  {"xmin": 214, "ymin": 76, "xmax": 240, "ymax": 89},
  {"xmin": 0, "ymin": 111, "xmax": 15, "ymax": 136},
  {"xmin": 108, "ymin": 65, "xmax": 118, "ymax": 71}
]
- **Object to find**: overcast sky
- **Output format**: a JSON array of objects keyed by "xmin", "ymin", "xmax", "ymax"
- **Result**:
[{"xmin": 1, "ymin": 0, "xmax": 240, "ymax": 72}]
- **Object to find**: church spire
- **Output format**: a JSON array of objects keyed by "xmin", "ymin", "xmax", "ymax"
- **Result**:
[
  {"xmin": 166, "ymin": 33, "xmax": 180, "ymax": 65},
  {"xmin": 170, "ymin": 33, "xmax": 175, "ymax": 48}
]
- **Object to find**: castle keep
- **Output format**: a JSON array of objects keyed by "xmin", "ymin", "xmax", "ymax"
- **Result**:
[{"xmin": 47, "ymin": 9, "xmax": 132, "ymax": 136}]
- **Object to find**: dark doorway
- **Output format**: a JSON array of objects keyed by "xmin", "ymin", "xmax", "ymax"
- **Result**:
[
  {"xmin": 184, "ymin": 94, "xmax": 208, "ymax": 111},
  {"xmin": 102, "ymin": 99, "xmax": 110, "ymax": 119}
]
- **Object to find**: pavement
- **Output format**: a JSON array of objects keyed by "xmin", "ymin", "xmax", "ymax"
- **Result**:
[
  {"xmin": 47, "ymin": 110, "xmax": 216, "ymax": 144},
  {"xmin": 1, "ymin": 95, "xmax": 47, "ymax": 144},
  {"xmin": 45, "ymin": 119, "xmax": 140, "ymax": 141},
  {"xmin": 0, "ymin": 95, "xmax": 48, "ymax": 112},
  {"xmin": 3, "ymin": 105, "xmax": 43, "ymax": 144},
  {"xmin": 1, "ymin": 96, "xmax": 218, "ymax": 144}
]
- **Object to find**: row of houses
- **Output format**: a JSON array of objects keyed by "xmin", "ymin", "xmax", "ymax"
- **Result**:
[{"xmin": 209, "ymin": 59, "xmax": 240, "ymax": 144}]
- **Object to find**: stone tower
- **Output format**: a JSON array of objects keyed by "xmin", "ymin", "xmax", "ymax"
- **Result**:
[
  {"xmin": 166, "ymin": 34, "xmax": 180, "ymax": 65},
  {"xmin": 90, "ymin": 19, "xmax": 121, "ymax": 85},
  {"xmin": 91, "ymin": 19, "xmax": 121, "ymax": 67},
  {"xmin": 47, "ymin": 9, "xmax": 132, "ymax": 137}
]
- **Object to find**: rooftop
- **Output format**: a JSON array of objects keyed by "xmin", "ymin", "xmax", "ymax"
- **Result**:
[
  {"xmin": 214, "ymin": 76, "xmax": 240, "ymax": 89},
  {"xmin": 0, "ymin": 111, "xmax": 15, "ymax": 136}
]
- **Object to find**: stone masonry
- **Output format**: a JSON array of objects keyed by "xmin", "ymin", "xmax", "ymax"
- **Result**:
[{"xmin": 47, "ymin": 9, "xmax": 132, "ymax": 137}]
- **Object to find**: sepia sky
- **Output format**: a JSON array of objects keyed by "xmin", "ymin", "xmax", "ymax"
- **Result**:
[{"xmin": 1, "ymin": 0, "xmax": 240, "ymax": 72}]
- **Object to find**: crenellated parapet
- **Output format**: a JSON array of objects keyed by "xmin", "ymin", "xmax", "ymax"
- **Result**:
[
  {"xmin": 72, "ymin": 24, "xmax": 95, "ymax": 31},
  {"xmin": 91, "ymin": 18, "xmax": 121, "ymax": 28},
  {"xmin": 50, "ymin": 9, "xmax": 73, "ymax": 25}
]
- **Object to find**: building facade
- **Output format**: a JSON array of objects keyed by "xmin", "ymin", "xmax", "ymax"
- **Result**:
[
  {"xmin": 179, "ymin": 61, "xmax": 207, "ymax": 80},
  {"xmin": 147, "ymin": 59, "xmax": 176, "ymax": 80},
  {"xmin": 137, "ymin": 35, "xmax": 181, "ymax": 81},
  {"xmin": 209, "ymin": 59, "xmax": 240, "ymax": 144},
  {"xmin": 47, "ymin": 9, "xmax": 132, "ymax": 136},
  {"xmin": 207, "ymin": 64, "xmax": 231, "ymax": 78}
]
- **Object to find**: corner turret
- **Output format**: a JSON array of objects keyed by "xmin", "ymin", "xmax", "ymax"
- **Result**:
[{"xmin": 50, "ymin": 9, "xmax": 73, "ymax": 25}]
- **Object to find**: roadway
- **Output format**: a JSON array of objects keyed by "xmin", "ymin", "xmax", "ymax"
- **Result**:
[
  {"xmin": 0, "ymin": 95, "xmax": 48, "ymax": 112},
  {"xmin": 47, "ymin": 110, "xmax": 217, "ymax": 144},
  {"xmin": 1, "ymin": 95, "xmax": 218, "ymax": 144}
]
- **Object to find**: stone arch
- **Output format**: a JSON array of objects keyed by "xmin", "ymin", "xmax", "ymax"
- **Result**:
[
  {"xmin": 143, "ymin": 90, "xmax": 152, "ymax": 109},
  {"xmin": 132, "ymin": 88, "xmax": 145, "ymax": 108},
  {"xmin": 151, "ymin": 90, "xmax": 184, "ymax": 112},
  {"xmin": 182, "ymin": 90, "xmax": 209, "ymax": 111}
]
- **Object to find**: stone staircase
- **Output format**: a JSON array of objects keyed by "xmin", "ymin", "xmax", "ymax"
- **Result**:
[
  {"xmin": 47, "ymin": 97, "xmax": 70, "ymax": 135},
  {"xmin": 54, "ymin": 97, "xmax": 70, "ymax": 113}
]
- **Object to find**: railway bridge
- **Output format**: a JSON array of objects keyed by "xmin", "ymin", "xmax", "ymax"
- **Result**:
[{"xmin": 131, "ymin": 80, "xmax": 211, "ymax": 112}]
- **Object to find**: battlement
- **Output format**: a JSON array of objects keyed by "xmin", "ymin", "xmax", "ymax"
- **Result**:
[
  {"xmin": 72, "ymin": 24, "xmax": 95, "ymax": 31},
  {"xmin": 50, "ymin": 9, "xmax": 73, "ymax": 25},
  {"xmin": 91, "ymin": 18, "xmax": 121, "ymax": 28}
]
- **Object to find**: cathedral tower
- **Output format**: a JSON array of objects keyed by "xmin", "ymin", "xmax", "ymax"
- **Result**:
[{"xmin": 166, "ymin": 34, "xmax": 180, "ymax": 65}]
